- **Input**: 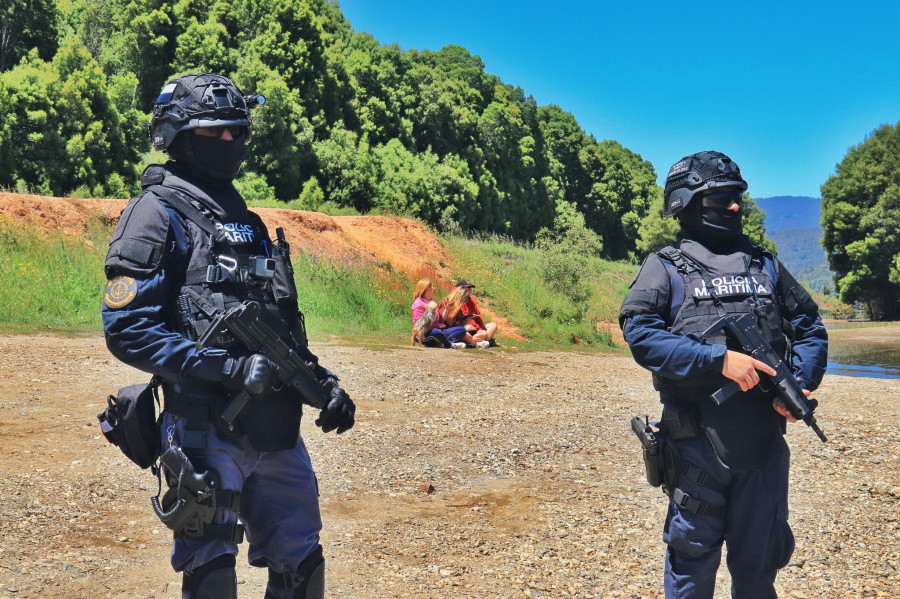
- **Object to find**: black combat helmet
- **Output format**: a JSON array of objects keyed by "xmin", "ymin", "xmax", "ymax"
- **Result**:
[
  {"xmin": 148, "ymin": 73, "xmax": 265, "ymax": 151},
  {"xmin": 663, "ymin": 151, "xmax": 748, "ymax": 216}
]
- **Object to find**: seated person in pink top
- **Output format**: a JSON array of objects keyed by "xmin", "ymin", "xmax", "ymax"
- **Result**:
[
  {"xmin": 455, "ymin": 279, "xmax": 499, "ymax": 345},
  {"xmin": 411, "ymin": 279, "xmax": 471, "ymax": 348}
]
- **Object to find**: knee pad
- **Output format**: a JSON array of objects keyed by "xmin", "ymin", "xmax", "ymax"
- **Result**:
[
  {"xmin": 182, "ymin": 554, "xmax": 237, "ymax": 599},
  {"xmin": 265, "ymin": 546, "xmax": 325, "ymax": 599}
]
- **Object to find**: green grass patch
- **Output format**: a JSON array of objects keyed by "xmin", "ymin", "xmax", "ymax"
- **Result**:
[
  {"xmin": 294, "ymin": 251, "xmax": 414, "ymax": 345},
  {"xmin": 0, "ymin": 210, "xmax": 638, "ymax": 352},
  {"xmin": 0, "ymin": 215, "xmax": 108, "ymax": 332}
]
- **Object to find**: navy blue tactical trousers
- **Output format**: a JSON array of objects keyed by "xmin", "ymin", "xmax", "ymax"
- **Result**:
[
  {"xmin": 159, "ymin": 412, "xmax": 322, "ymax": 598},
  {"xmin": 663, "ymin": 434, "xmax": 794, "ymax": 599}
]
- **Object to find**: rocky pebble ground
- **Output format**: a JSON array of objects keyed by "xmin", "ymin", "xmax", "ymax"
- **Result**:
[{"xmin": 0, "ymin": 335, "xmax": 897, "ymax": 598}]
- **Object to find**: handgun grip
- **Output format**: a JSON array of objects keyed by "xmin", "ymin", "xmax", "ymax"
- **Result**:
[{"xmin": 631, "ymin": 416, "xmax": 646, "ymax": 440}]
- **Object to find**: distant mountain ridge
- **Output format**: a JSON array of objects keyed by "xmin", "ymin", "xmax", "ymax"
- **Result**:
[{"xmin": 754, "ymin": 196, "xmax": 834, "ymax": 292}]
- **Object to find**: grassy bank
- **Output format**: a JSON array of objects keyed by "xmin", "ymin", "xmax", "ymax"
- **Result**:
[
  {"xmin": 0, "ymin": 215, "xmax": 108, "ymax": 332},
  {"xmin": 0, "ymin": 214, "xmax": 634, "ymax": 351}
]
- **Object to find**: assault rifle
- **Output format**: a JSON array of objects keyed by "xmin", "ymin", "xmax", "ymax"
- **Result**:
[
  {"xmin": 197, "ymin": 300, "xmax": 331, "ymax": 426},
  {"xmin": 702, "ymin": 311, "xmax": 828, "ymax": 442}
]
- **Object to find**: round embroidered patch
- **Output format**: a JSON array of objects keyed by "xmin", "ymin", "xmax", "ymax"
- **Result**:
[{"xmin": 104, "ymin": 276, "xmax": 137, "ymax": 308}]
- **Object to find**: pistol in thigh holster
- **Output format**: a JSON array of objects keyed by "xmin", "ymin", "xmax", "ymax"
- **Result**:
[
  {"xmin": 151, "ymin": 446, "xmax": 244, "ymax": 543},
  {"xmin": 631, "ymin": 416, "xmax": 665, "ymax": 488}
]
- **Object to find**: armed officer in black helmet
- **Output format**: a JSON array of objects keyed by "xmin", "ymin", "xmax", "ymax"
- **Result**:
[
  {"xmin": 102, "ymin": 73, "xmax": 355, "ymax": 599},
  {"xmin": 619, "ymin": 151, "xmax": 827, "ymax": 598}
]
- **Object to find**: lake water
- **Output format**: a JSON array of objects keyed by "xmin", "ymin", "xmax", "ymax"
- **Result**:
[{"xmin": 826, "ymin": 331, "xmax": 900, "ymax": 380}]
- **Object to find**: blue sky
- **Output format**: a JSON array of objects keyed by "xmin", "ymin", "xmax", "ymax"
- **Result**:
[{"xmin": 336, "ymin": 0, "xmax": 900, "ymax": 199}]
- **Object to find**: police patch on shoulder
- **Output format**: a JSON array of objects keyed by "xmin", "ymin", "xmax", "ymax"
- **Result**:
[{"xmin": 104, "ymin": 276, "xmax": 137, "ymax": 308}]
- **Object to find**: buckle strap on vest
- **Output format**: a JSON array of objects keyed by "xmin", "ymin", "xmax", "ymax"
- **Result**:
[
  {"xmin": 658, "ymin": 246, "xmax": 696, "ymax": 275},
  {"xmin": 185, "ymin": 265, "xmax": 231, "ymax": 285}
]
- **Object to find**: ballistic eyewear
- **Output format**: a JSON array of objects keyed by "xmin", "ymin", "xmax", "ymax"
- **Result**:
[
  {"xmin": 196, "ymin": 124, "xmax": 249, "ymax": 138},
  {"xmin": 700, "ymin": 190, "xmax": 742, "ymax": 209}
]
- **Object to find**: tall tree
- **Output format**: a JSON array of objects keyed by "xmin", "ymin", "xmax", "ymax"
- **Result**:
[
  {"xmin": 0, "ymin": 51, "xmax": 64, "ymax": 194},
  {"xmin": 0, "ymin": 40, "xmax": 140, "ymax": 197},
  {"xmin": 821, "ymin": 122, "xmax": 900, "ymax": 320},
  {"xmin": 63, "ymin": 0, "xmax": 176, "ymax": 110},
  {"xmin": 577, "ymin": 140, "xmax": 657, "ymax": 260},
  {"xmin": 0, "ymin": 0, "xmax": 57, "ymax": 72}
]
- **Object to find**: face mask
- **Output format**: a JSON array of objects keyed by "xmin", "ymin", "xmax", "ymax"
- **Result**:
[
  {"xmin": 169, "ymin": 131, "xmax": 249, "ymax": 181},
  {"xmin": 186, "ymin": 132, "xmax": 249, "ymax": 181},
  {"xmin": 679, "ymin": 201, "xmax": 744, "ymax": 246},
  {"xmin": 699, "ymin": 205, "xmax": 743, "ymax": 241}
]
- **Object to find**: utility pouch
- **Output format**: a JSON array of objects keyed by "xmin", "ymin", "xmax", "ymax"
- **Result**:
[
  {"xmin": 270, "ymin": 227, "xmax": 299, "ymax": 306},
  {"xmin": 660, "ymin": 404, "xmax": 700, "ymax": 440},
  {"xmin": 97, "ymin": 378, "xmax": 162, "ymax": 469},
  {"xmin": 271, "ymin": 253, "xmax": 298, "ymax": 305},
  {"xmin": 631, "ymin": 416, "xmax": 664, "ymax": 488},
  {"xmin": 755, "ymin": 299, "xmax": 785, "ymax": 351}
]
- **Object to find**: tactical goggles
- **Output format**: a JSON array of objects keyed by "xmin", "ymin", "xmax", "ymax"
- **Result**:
[
  {"xmin": 196, "ymin": 124, "xmax": 249, "ymax": 138},
  {"xmin": 700, "ymin": 190, "xmax": 742, "ymax": 209}
]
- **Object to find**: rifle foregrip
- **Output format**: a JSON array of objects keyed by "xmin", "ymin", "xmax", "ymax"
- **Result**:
[{"xmin": 288, "ymin": 372, "xmax": 329, "ymax": 410}]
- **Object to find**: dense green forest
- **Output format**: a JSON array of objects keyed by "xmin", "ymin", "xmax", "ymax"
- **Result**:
[
  {"xmin": 821, "ymin": 122, "xmax": 900, "ymax": 320},
  {"xmin": 0, "ymin": 0, "xmax": 661, "ymax": 259},
  {"xmin": 5, "ymin": 0, "xmax": 897, "ymax": 318}
]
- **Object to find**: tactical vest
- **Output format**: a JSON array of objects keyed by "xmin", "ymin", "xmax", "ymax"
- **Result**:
[
  {"xmin": 158, "ymin": 189, "xmax": 304, "ymax": 352},
  {"xmin": 660, "ymin": 243, "xmax": 786, "ymax": 355},
  {"xmin": 141, "ymin": 167, "xmax": 308, "ymax": 451}
]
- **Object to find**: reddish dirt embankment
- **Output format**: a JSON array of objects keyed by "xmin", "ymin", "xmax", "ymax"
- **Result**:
[{"xmin": 0, "ymin": 193, "xmax": 522, "ymax": 339}]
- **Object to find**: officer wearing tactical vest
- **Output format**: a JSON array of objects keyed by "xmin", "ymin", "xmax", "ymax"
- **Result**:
[
  {"xmin": 102, "ymin": 73, "xmax": 355, "ymax": 599},
  {"xmin": 619, "ymin": 151, "xmax": 828, "ymax": 598}
]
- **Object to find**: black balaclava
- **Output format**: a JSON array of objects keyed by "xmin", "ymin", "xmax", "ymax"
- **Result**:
[
  {"xmin": 168, "ymin": 130, "xmax": 249, "ymax": 182},
  {"xmin": 678, "ymin": 198, "xmax": 744, "ymax": 251}
]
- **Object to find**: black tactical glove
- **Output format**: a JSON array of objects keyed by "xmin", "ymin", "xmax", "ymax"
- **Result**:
[
  {"xmin": 315, "ymin": 382, "xmax": 356, "ymax": 434},
  {"xmin": 222, "ymin": 354, "xmax": 275, "ymax": 396}
]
